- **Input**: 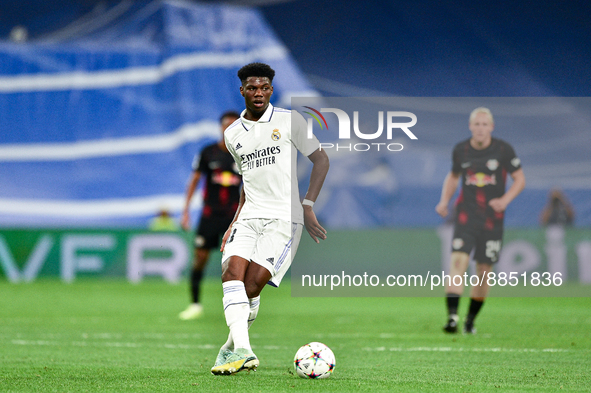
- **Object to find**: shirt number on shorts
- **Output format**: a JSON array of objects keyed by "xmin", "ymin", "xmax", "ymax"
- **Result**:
[
  {"xmin": 485, "ymin": 240, "xmax": 502, "ymax": 262},
  {"xmin": 227, "ymin": 228, "xmax": 237, "ymax": 244}
]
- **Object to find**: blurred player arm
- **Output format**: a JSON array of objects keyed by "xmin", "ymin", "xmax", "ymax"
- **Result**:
[
  {"xmin": 436, "ymin": 171, "xmax": 460, "ymax": 218},
  {"xmin": 220, "ymin": 187, "xmax": 245, "ymax": 252},
  {"xmin": 489, "ymin": 168, "xmax": 525, "ymax": 213},
  {"xmin": 561, "ymin": 193, "xmax": 576, "ymax": 224},
  {"xmin": 303, "ymin": 149, "xmax": 330, "ymax": 243},
  {"xmin": 181, "ymin": 171, "xmax": 202, "ymax": 230}
]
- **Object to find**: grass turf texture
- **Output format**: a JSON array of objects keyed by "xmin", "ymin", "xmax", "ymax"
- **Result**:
[{"xmin": 1, "ymin": 279, "xmax": 590, "ymax": 392}]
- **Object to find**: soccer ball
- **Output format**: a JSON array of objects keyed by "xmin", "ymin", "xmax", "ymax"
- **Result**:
[{"xmin": 293, "ymin": 342, "xmax": 335, "ymax": 379}]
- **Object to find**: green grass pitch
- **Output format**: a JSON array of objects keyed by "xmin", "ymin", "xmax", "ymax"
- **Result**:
[{"xmin": 1, "ymin": 279, "xmax": 590, "ymax": 392}]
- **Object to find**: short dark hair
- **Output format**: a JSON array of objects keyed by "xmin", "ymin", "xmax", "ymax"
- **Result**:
[
  {"xmin": 220, "ymin": 110, "xmax": 240, "ymax": 123},
  {"xmin": 237, "ymin": 62, "xmax": 275, "ymax": 84}
]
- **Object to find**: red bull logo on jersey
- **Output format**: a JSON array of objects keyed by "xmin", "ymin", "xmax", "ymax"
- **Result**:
[
  {"xmin": 212, "ymin": 171, "xmax": 241, "ymax": 187},
  {"xmin": 465, "ymin": 172, "xmax": 497, "ymax": 187}
]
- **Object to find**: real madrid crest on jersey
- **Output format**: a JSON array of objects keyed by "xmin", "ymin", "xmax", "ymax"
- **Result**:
[{"xmin": 271, "ymin": 129, "xmax": 281, "ymax": 141}]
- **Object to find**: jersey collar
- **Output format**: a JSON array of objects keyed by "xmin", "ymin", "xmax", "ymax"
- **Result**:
[{"xmin": 240, "ymin": 104, "xmax": 275, "ymax": 131}]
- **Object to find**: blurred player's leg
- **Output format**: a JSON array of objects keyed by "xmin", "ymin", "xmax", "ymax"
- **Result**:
[
  {"xmin": 443, "ymin": 251, "xmax": 470, "ymax": 333},
  {"xmin": 464, "ymin": 262, "xmax": 491, "ymax": 333},
  {"xmin": 179, "ymin": 248, "xmax": 209, "ymax": 320}
]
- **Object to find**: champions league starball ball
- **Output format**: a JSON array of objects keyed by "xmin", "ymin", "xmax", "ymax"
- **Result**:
[{"xmin": 293, "ymin": 342, "xmax": 335, "ymax": 379}]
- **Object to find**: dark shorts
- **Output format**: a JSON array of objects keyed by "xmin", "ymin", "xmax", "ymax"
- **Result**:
[
  {"xmin": 452, "ymin": 224, "xmax": 504, "ymax": 264},
  {"xmin": 195, "ymin": 215, "xmax": 234, "ymax": 250}
]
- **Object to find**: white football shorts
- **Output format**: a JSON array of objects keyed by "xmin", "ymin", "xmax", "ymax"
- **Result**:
[{"xmin": 222, "ymin": 218, "xmax": 303, "ymax": 287}]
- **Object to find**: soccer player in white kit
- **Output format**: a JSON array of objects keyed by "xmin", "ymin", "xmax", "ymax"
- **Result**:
[{"xmin": 211, "ymin": 63, "xmax": 329, "ymax": 375}]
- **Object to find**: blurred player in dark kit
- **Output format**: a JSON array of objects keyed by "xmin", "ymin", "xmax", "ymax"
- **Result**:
[
  {"xmin": 436, "ymin": 107, "xmax": 525, "ymax": 334},
  {"xmin": 178, "ymin": 111, "xmax": 241, "ymax": 320}
]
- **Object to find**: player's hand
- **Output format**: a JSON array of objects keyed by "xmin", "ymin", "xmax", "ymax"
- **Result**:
[
  {"xmin": 220, "ymin": 227, "xmax": 232, "ymax": 252},
  {"xmin": 435, "ymin": 201, "xmax": 449, "ymax": 218},
  {"xmin": 181, "ymin": 211, "xmax": 190, "ymax": 231},
  {"xmin": 489, "ymin": 198, "xmax": 508, "ymax": 213},
  {"xmin": 303, "ymin": 206, "xmax": 327, "ymax": 243}
]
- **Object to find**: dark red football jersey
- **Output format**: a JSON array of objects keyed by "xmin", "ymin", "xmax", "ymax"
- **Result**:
[
  {"xmin": 452, "ymin": 138, "xmax": 521, "ymax": 230},
  {"xmin": 193, "ymin": 143, "xmax": 241, "ymax": 218}
]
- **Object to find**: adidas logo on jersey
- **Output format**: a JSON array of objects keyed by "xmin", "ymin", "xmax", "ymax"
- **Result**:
[
  {"xmin": 266, "ymin": 257, "xmax": 275, "ymax": 265},
  {"xmin": 236, "ymin": 143, "xmax": 242, "ymax": 150}
]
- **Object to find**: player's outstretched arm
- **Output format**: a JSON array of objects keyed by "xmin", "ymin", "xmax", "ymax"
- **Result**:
[
  {"xmin": 181, "ymin": 171, "xmax": 201, "ymax": 230},
  {"xmin": 302, "ymin": 149, "xmax": 329, "ymax": 243},
  {"xmin": 489, "ymin": 168, "xmax": 525, "ymax": 213},
  {"xmin": 436, "ymin": 171, "xmax": 460, "ymax": 218}
]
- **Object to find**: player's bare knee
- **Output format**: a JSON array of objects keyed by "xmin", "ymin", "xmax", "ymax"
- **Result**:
[
  {"xmin": 194, "ymin": 248, "xmax": 209, "ymax": 269},
  {"xmin": 192, "ymin": 259, "xmax": 203, "ymax": 271},
  {"xmin": 475, "ymin": 262, "xmax": 492, "ymax": 275},
  {"xmin": 221, "ymin": 257, "xmax": 248, "ymax": 283},
  {"xmin": 221, "ymin": 266, "xmax": 241, "ymax": 282},
  {"xmin": 450, "ymin": 252, "xmax": 469, "ymax": 272},
  {"xmin": 221, "ymin": 269, "xmax": 239, "ymax": 283},
  {"xmin": 244, "ymin": 281, "xmax": 264, "ymax": 298}
]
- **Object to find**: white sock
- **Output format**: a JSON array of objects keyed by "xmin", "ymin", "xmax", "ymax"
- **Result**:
[
  {"xmin": 248, "ymin": 296, "xmax": 260, "ymax": 329},
  {"xmin": 222, "ymin": 280, "xmax": 251, "ymax": 351},
  {"xmin": 221, "ymin": 295, "xmax": 260, "ymax": 351},
  {"xmin": 220, "ymin": 332, "xmax": 233, "ymax": 352}
]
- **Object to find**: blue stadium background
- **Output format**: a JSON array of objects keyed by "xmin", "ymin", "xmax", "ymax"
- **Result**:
[{"xmin": 1, "ymin": 0, "xmax": 590, "ymax": 229}]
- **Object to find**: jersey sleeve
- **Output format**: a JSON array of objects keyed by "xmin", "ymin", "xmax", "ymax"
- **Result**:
[
  {"xmin": 192, "ymin": 152, "xmax": 205, "ymax": 173},
  {"xmin": 451, "ymin": 143, "xmax": 462, "ymax": 174},
  {"xmin": 502, "ymin": 142, "xmax": 521, "ymax": 173},
  {"xmin": 224, "ymin": 133, "xmax": 243, "ymax": 175},
  {"xmin": 291, "ymin": 109, "xmax": 320, "ymax": 156}
]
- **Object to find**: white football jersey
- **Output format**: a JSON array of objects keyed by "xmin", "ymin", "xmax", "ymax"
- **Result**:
[{"xmin": 224, "ymin": 104, "xmax": 320, "ymax": 224}]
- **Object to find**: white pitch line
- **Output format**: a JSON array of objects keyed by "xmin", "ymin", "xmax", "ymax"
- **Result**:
[
  {"xmin": 11, "ymin": 340, "xmax": 58, "ymax": 346},
  {"xmin": 9, "ymin": 340, "xmax": 574, "ymax": 354},
  {"xmin": 9, "ymin": 339, "xmax": 281, "ymax": 351},
  {"xmin": 362, "ymin": 346, "xmax": 570, "ymax": 353}
]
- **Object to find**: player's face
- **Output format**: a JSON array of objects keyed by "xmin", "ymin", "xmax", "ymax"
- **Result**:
[
  {"xmin": 469, "ymin": 112, "xmax": 494, "ymax": 145},
  {"xmin": 240, "ymin": 77, "xmax": 273, "ymax": 120}
]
